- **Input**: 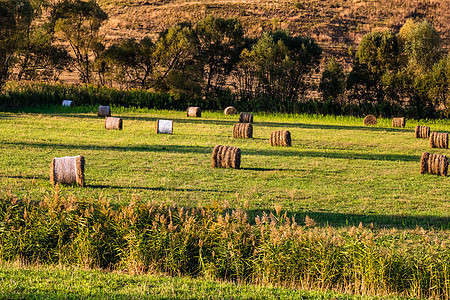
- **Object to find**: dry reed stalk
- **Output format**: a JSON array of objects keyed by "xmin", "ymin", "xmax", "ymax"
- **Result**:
[
  {"xmin": 98, "ymin": 106, "xmax": 111, "ymax": 117},
  {"xmin": 62, "ymin": 100, "xmax": 74, "ymax": 107},
  {"xmin": 233, "ymin": 123, "xmax": 253, "ymax": 138},
  {"xmin": 224, "ymin": 106, "xmax": 237, "ymax": 115},
  {"xmin": 239, "ymin": 112, "xmax": 253, "ymax": 123},
  {"xmin": 270, "ymin": 130, "xmax": 291, "ymax": 146},
  {"xmin": 155, "ymin": 119, "xmax": 173, "ymax": 134},
  {"xmin": 363, "ymin": 115, "xmax": 377, "ymax": 125},
  {"xmin": 430, "ymin": 132, "xmax": 449, "ymax": 148},
  {"xmin": 187, "ymin": 107, "xmax": 201, "ymax": 117},
  {"xmin": 50, "ymin": 155, "xmax": 85, "ymax": 186},
  {"xmin": 211, "ymin": 145, "xmax": 241, "ymax": 169},
  {"xmin": 105, "ymin": 117, "xmax": 123, "ymax": 130},
  {"xmin": 415, "ymin": 125, "xmax": 430, "ymax": 139},
  {"xmin": 392, "ymin": 117, "xmax": 405, "ymax": 127},
  {"xmin": 420, "ymin": 152, "xmax": 448, "ymax": 176}
]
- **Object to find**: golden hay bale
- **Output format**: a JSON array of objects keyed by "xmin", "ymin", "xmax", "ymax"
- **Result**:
[
  {"xmin": 233, "ymin": 123, "xmax": 253, "ymax": 138},
  {"xmin": 211, "ymin": 145, "xmax": 241, "ymax": 169},
  {"xmin": 239, "ymin": 112, "xmax": 253, "ymax": 123},
  {"xmin": 430, "ymin": 132, "xmax": 449, "ymax": 149},
  {"xmin": 98, "ymin": 106, "xmax": 111, "ymax": 117},
  {"xmin": 415, "ymin": 125, "xmax": 430, "ymax": 139},
  {"xmin": 105, "ymin": 117, "xmax": 123, "ymax": 130},
  {"xmin": 224, "ymin": 106, "xmax": 237, "ymax": 115},
  {"xmin": 392, "ymin": 117, "xmax": 405, "ymax": 127},
  {"xmin": 62, "ymin": 100, "xmax": 74, "ymax": 107},
  {"xmin": 50, "ymin": 155, "xmax": 85, "ymax": 186},
  {"xmin": 187, "ymin": 107, "xmax": 201, "ymax": 117},
  {"xmin": 270, "ymin": 130, "xmax": 291, "ymax": 147},
  {"xmin": 420, "ymin": 152, "xmax": 448, "ymax": 176},
  {"xmin": 363, "ymin": 115, "xmax": 377, "ymax": 125},
  {"xmin": 155, "ymin": 119, "xmax": 173, "ymax": 134}
]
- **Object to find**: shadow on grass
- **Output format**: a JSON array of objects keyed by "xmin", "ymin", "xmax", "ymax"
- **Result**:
[
  {"xmin": 89, "ymin": 184, "xmax": 234, "ymax": 194},
  {"xmin": 4, "ymin": 141, "xmax": 419, "ymax": 162},
  {"xmin": 247, "ymin": 209, "xmax": 450, "ymax": 230},
  {"xmin": 0, "ymin": 174, "xmax": 47, "ymax": 180}
]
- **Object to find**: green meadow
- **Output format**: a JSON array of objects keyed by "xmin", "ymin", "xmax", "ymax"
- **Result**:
[
  {"xmin": 1, "ymin": 107, "xmax": 449, "ymax": 299},
  {"xmin": 1, "ymin": 107, "xmax": 449, "ymax": 228}
]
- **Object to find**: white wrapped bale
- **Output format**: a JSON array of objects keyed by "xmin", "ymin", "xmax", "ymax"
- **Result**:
[
  {"xmin": 62, "ymin": 100, "xmax": 74, "ymax": 107},
  {"xmin": 156, "ymin": 119, "xmax": 173, "ymax": 134}
]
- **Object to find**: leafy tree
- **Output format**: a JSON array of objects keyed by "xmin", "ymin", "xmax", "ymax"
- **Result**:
[
  {"xmin": 237, "ymin": 30, "xmax": 321, "ymax": 111},
  {"xmin": 0, "ymin": 0, "xmax": 33, "ymax": 89},
  {"xmin": 347, "ymin": 30, "xmax": 402, "ymax": 105},
  {"xmin": 195, "ymin": 16, "xmax": 244, "ymax": 98},
  {"xmin": 399, "ymin": 19, "xmax": 441, "ymax": 75},
  {"xmin": 319, "ymin": 57, "xmax": 345, "ymax": 102},
  {"xmin": 49, "ymin": 0, "xmax": 107, "ymax": 83},
  {"xmin": 152, "ymin": 23, "xmax": 202, "ymax": 99},
  {"xmin": 101, "ymin": 38, "xmax": 155, "ymax": 89},
  {"xmin": 429, "ymin": 55, "xmax": 450, "ymax": 116}
]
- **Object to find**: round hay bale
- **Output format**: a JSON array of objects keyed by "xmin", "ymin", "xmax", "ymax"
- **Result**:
[
  {"xmin": 155, "ymin": 119, "xmax": 173, "ymax": 134},
  {"xmin": 50, "ymin": 155, "xmax": 85, "ymax": 186},
  {"xmin": 98, "ymin": 106, "xmax": 111, "ymax": 117},
  {"xmin": 239, "ymin": 112, "xmax": 253, "ymax": 123},
  {"xmin": 224, "ymin": 106, "xmax": 237, "ymax": 115},
  {"xmin": 270, "ymin": 130, "xmax": 291, "ymax": 147},
  {"xmin": 233, "ymin": 123, "xmax": 253, "ymax": 138},
  {"xmin": 420, "ymin": 152, "xmax": 448, "ymax": 176},
  {"xmin": 105, "ymin": 117, "xmax": 123, "ymax": 130},
  {"xmin": 416, "ymin": 125, "xmax": 430, "ymax": 139},
  {"xmin": 62, "ymin": 100, "xmax": 74, "ymax": 107},
  {"xmin": 211, "ymin": 145, "xmax": 241, "ymax": 169},
  {"xmin": 430, "ymin": 132, "xmax": 448, "ymax": 149},
  {"xmin": 363, "ymin": 115, "xmax": 377, "ymax": 126},
  {"xmin": 392, "ymin": 117, "xmax": 405, "ymax": 128},
  {"xmin": 187, "ymin": 107, "xmax": 201, "ymax": 117}
]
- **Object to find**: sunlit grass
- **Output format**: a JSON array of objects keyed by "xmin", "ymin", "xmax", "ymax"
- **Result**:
[{"xmin": 0, "ymin": 107, "xmax": 449, "ymax": 229}]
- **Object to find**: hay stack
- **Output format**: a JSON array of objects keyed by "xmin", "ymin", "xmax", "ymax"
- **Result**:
[
  {"xmin": 187, "ymin": 107, "xmax": 201, "ymax": 117},
  {"xmin": 392, "ymin": 117, "xmax": 405, "ymax": 128},
  {"xmin": 62, "ymin": 100, "xmax": 74, "ymax": 107},
  {"xmin": 239, "ymin": 112, "xmax": 253, "ymax": 123},
  {"xmin": 430, "ymin": 132, "xmax": 449, "ymax": 149},
  {"xmin": 50, "ymin": 155, "xmax": 85, "ymax": 186},
  {"xmin": 105, "ymin": 117, "xmax": 122, "ymax": 130},
  {"xmin": 415, "ymin": 125, "xmax": 430, "ymax": 139},
  {"xmin": 233, "ymin": 123, "xmax": 253, "ymax": 138},
  {"xmin": 270, "ymin": 130, "xmax": 291, "ymax": 147},
  {"xmin": 155, "ymin": 119, "xmax": 173, "ymax": 134},
  {"xmin": 363, "ymin": 115, "xmax": 377, "ymax": 125},
  {"xmin": 420, "ymin": 152, "xmax": 448, "ymax": 176},
  {"xmin": 224, "ymin": 106, "xmax": 237, "ymax": 115},
  {"xmin": 211, "ymin": 145, "xmax": 241, "ymax": 169},
  {"xmin": 98, "ymin": 106, "xmax": 111, "ymax": 117}
]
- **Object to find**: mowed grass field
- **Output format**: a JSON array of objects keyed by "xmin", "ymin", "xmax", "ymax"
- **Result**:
[{"xmin": 0, "ymin": 107, "xmax": 449, "ymax": 229}]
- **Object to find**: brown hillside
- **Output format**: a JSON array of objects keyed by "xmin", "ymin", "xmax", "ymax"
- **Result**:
[{"xmin": 98, "ymin": 0, "xmax": 449, "ymax": 65}]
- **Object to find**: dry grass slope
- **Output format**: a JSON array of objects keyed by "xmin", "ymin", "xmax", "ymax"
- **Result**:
[{"xmin": 97, "ymin": 0, "xmax": 450, "ymax": 65}]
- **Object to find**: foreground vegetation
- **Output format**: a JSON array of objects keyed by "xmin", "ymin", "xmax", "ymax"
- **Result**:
[{"xmin": 1, "ymin": 193, "xmax": 449, "ymax": 299}]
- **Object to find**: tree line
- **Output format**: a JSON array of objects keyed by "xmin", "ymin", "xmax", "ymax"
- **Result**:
[{"xmin": 0, "ymin": 0, "xmax": 448, "ymax": 118}]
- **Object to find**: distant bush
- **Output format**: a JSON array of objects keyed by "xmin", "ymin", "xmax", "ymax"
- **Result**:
[{"xmin": 0, "ymin": 192, "xmax": 449, "ymax": 299}]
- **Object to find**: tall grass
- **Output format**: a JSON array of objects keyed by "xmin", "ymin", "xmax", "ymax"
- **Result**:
[{"xmin": 1, "ymin": 190, "xmax": 448, "ymax": 299}]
